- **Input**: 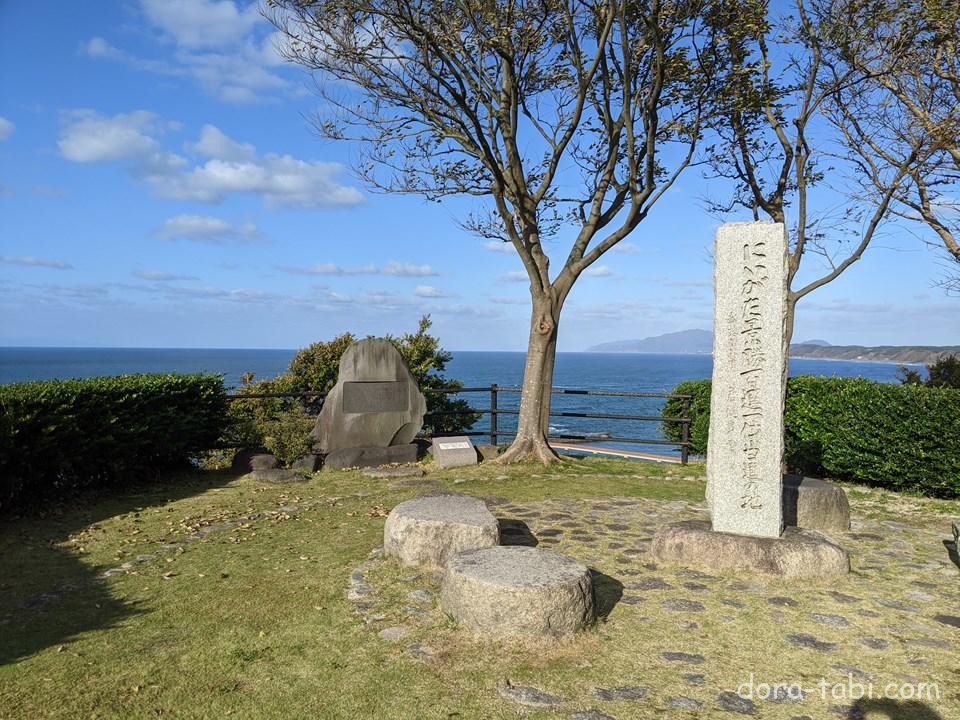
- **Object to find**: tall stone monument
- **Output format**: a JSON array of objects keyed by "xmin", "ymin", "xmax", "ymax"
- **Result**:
[
  {"xmin": 312, "ymin": 338, "xmax": 427, "ymax": 469},
  {"xmin": 706, "ymin": 222, "xmax": 786, "ymax": 538},
  {"xmin": 652, "ymin": 222, "xmax": 849, "ymax": 577}
]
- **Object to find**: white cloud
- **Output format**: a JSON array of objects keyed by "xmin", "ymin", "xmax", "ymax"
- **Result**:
[
  {"xmin": 489, "ymin": 296, "xmax": 528, "ymax": 305},
  {"xmin": 59, "ymin": 115, "xmax": 362, "ymax": 208},
  {"xmin": 612, "ymin": 242, "xmax": 641, "ymax": 255},
  {"xmin": 1, "ymin": 255, "xmax": 73, "ymax": 270},
  {"xmin": 584, "ymin": 265, "xmax": 614, "ymax": 277},
  {"xmin": 84, "ymin": 36, "xmax": 122, "ymax": 60},
  {"xmin": 656, "ymin": 277, "xmax": 711, "ymax": 288},
  {"xmin": 277, "ymin": 261, "xmax": 438, "ymax": 277},
  {"xmin": 163, "ymin": 285, "xmax": 280, "ymax": 303},
  {"xmin": 82, "ymin": 37, "xmax": 185, "ymax": 76},
  {"xmin": 141, "ymin": 0, "xmax": 261, "ymax": 49},
  {"xmin": 383, "ymin": 261, "xmax": 438, "ymax": 277},
  {"xmin": 154, "ymin": 214, "xmax": 260, "ymax": 243},
  {"xmin": 146, "ymin": 151, "xmax": 363, "ymax": 207},
  {"xmin": 803, "ymin": 299, "xmax": 891, "ymax": 314},
  {"xmin": 58, "ymin": 110, "xmax": 166, "ymax": 162},
  {"xmin": 31, "ymin": 186, "xmax": 69, "ymax": 198},
  {"xmin": 498, "ymin": 271, "xmax": 529, "ymax": 283},
  {"xmin": 483, "ymin": 241, "xmax": 515, "ymax": 254},
  {"xmin": 0, "ymin": 116, "xmax": 14, "ymax": 141},
  {"xmin": 133, "ymin": 269, "xmax": 199, "ymax": 281},
  {"xmin": 324, "ymin": 289, "xmax": 418, "ymax": 312},
  {"xmin": 277, "ymin": 263, "xmax": 379, "ymax": 276},
  {"xmin": 82, "ymin": 2, "xmax": 294, "ymax": 104},
  {"xmin": 414, "ymin": 285, "xmax": 454, "ymax": 298},
  {"xmin": 187, "ymin": 124, "xmax": 254, "ymax": 161}
]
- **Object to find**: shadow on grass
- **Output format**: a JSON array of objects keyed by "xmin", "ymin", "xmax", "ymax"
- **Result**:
[
  {"xmin": 851, "ymin": 698, "xmax": 944, "ymax": 720},
  {"xmin": 0, "ymin": 468, "xmax": 240, "ymax": 666},
  {"xmin": 497, "ymin": 519, "xmax": 539, "ymax": 547},
  {"xmin": 943, "ymin": 539, "xmax": 959, "ymax": 570},
  {"xmin": 590, "ymin": 570, "xmax": 624, "ymax": 620}
]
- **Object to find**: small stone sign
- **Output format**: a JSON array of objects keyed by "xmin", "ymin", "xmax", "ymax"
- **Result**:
[
  {"xmin": 707, "ymin": 222, "xmax": 787, "ymax": 539},
  {"xmin": 311, "ymin": 338, "xmax": 427, "ymax": 455},
  {"xmin": 432, "ymin": 436, "xmax": 478, "ymax": 468}
]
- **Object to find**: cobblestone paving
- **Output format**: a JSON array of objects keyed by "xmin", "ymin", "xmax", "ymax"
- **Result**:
[{"xmin": 349, "ymin": 493, "xmax": 959, "ymax": 719}]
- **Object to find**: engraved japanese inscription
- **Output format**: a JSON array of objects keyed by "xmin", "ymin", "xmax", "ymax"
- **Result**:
[{"xmin": 707, "ymin": 222, "xmax": 787, "ymax": 539}]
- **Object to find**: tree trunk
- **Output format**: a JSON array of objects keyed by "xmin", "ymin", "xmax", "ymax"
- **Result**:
[{"xmin": 497, "ymin": 292, "xmax": 563, "ymax": 465}]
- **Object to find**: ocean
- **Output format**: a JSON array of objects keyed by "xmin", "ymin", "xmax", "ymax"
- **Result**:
[{"xmin": 0, "ymin": 347, "xmax": 909, "ymax": 458}]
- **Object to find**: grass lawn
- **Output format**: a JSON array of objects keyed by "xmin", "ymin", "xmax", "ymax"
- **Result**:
[{"xmin": 1, "ymin": 458, "xmax": 957, "ymax": 719}]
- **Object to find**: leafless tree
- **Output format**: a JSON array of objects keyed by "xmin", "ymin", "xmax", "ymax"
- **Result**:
[
  {"xmin": 267, "ymin": 0, "xmax": 721, "ymax": 463},
  {"xmin": 822, "ymin": 0, "xmax": 959, "ymax": 294},
  {"xmin": 701, "ymin": 0, "xmax": 925, "ymax": 349}
]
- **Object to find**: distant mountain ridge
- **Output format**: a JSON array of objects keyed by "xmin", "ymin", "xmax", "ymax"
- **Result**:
[
  {"xmin": 587, "ymin": 329, "xmax": 713, "ymax": 354},
  {"xmin": 587, "ymin": 330, "xmax": 958, "ymax": 364},
  {"xmin": 789, "ymin": 344, "xmax": 960, "ymax": 365}
]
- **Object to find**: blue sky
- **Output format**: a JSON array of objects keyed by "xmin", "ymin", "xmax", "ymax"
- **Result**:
[{"xmin": 0, "ymin": 0, "xmax": 955, "ymax": 351}]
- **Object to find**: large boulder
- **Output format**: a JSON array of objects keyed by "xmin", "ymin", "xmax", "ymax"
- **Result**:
[
  {"xmin": 441, "ymin": 546, "xmax": 595, "ymax": 638},
  {"xmin": 231, "ymin": 448, "xmax": 277, "ymax": 473},
  {"xmin": 384, "ymin": 493, "xmax": 499, "ymax": 568},
  {"xmin": 325, "ymin": 444, "xmax": 418, "ymax": 470},
  {"xmin": 783, "ymin": 475, "xmax": 850, "ymax": 533},
  {"xmin": 311, "ymin": 338, "xmax": 427, "ymax": 453}
]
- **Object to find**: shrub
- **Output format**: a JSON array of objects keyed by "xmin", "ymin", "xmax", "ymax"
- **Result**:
[
  {"xmin": 662, "ymin": 376, "xmax": 960, "ymax": 497},
  {"xmin": 260, "ymin": 405, "xmax": 315, "ymax": 465},
  {"xmin": 898, "ymin": 353, "xmax": 960, "ymax": 389},
  {"xmin": 662, "ymin": 380, "xmax": 712, "ymax": 456},
  {"xmin": 227, "ymin": 315, "xmax": 479, "ymax": 455},
  {"xmin": 0, "ymin": 373, "xmax": 228, "ymax": 510}
]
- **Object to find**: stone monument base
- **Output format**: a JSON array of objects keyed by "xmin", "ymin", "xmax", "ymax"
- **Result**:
[
  {"xmin": 784, "ymin": 474, "xmax": 850, "ymax": 533},
  {"xmin": 324, "ymin": 444, "xmax": 418, "ymax": 470},
  {"xmin": 651, "ymin": 520, "xmax": 849, "ymax": 579}
]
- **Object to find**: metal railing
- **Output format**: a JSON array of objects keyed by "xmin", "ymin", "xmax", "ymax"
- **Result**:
[
  {"xmin": 419, "ymin": 385, "xmax": 692, "ymax": 464},
  {"xmin": 227, "ymin": 385, "xmax": 692, "ymax": 464}
]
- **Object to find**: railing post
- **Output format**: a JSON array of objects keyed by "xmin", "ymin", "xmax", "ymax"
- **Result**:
[
  {"xmin": 490, "ymin": 383, "xmax": 498, "ymax": 446},
  {"xmin": 681, "ymin": 396, "xmax": 690, "ymax": 465}
]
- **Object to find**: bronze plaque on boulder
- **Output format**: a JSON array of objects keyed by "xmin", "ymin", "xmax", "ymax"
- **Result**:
[
  {"xmin": 310, "ymin": 338, "xmax": 427, "ymax": 454},
  {"xmin": 342, "ymin": 381, "xmax": 409, "ymax": 413}
]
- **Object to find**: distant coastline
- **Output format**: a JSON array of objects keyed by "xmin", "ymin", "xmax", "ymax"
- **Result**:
[
  {"xmin": 587, "ymin": 330, "xmax": 956, "ymax": 365},
  {"xmin": 788, "ymin": 344, "xmax": 959, "ymax": 365}
]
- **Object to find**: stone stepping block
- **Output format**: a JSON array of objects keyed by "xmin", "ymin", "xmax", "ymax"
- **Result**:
[
  {"xmin": 441, "ymin": 546, "xmax": 595, "ymax": 638},
  {"xmin": 384, "ymin": 493, "xmax": 499, "ymax": 568}
]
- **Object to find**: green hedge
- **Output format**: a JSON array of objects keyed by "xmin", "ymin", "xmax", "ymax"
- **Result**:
[
  {"xmin": 0, "ymin": 373, "xmax": 228, "ymax": 510},
  {"xmin": 663, "ymin": 376, "xmax": 960, "ymax": 498}
]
